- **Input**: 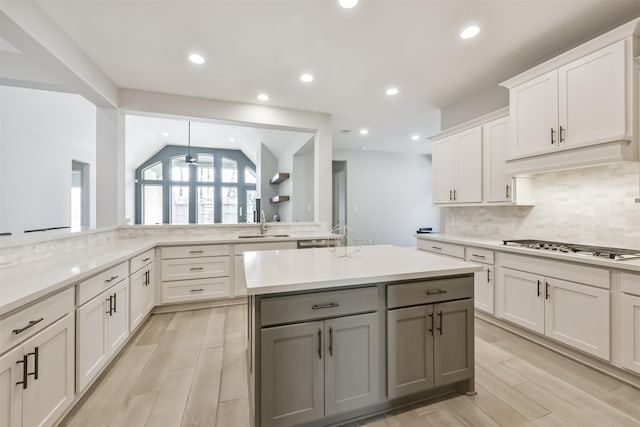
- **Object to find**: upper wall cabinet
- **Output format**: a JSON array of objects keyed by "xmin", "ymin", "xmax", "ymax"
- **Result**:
[{"xmin": 501, "ymin": 18, "xmax": 640, "ymax": 175}]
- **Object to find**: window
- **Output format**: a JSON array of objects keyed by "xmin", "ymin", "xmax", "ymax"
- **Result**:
[{"xmin": 135, "ymin": 145, "xmax": 256, "ymax": 224}]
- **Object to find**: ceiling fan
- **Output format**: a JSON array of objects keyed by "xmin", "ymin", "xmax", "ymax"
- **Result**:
[{"xmin": 185, "ymin": 121, "xmax": 197, "ymax": 166}]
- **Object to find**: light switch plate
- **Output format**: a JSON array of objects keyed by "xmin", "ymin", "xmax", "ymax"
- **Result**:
[{"xmin": 636, "ymin": 197, "xmax": 640, "ymax": 203}]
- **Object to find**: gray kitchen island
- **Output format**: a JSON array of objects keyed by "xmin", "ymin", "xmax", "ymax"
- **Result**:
[{"xmin": 244, "ymin": 244, "xmax": 482, "ymax": 427}]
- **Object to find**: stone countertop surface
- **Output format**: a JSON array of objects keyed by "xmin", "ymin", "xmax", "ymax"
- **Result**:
[
  {"xmin": 415, "ymin": 234, "xmax": 640, "ymax": 273},
  {"xmin": 244, "ymin": 244, "xmax": 483, "ymax": 296},
  {"xmin": 0, "ymin": 232, "xmax": 338, "ymax": 317}
]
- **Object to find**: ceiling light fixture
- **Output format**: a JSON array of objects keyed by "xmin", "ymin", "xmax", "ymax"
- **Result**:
[
  {"xmin": 188, "ymin": 53, "xmax": 205, "ymax": 64},
  {"xmin": 162, "ymin": 132, "xmax": 169, "ymax": 137},
  {"xmin": 339, "ymin": 0, "xmax": 358, "ymax": 8},
  {"xmin": 386, "ymin": 87, "xmax": 399, "ymax": 96},
  {"xmin": 411, "ymin": 134, "xmax": 420, "ymax": 141},
  {"xmin": 360, "ymin": 129, "xmax": 369, "ymax": 135},
  {"xmin": 300, "ymin": 73, "xmax": 314, "ymax": 83},
  {"xmin": 229, "ymin": 137, "xmax": 235, "ymax": 142},
  {"xmin": 257, "ymin": 93, "xmax": 269, "ymax": 101},
  {"xmin": 460, "ymin": 26, "xmax": 480, "ymax": 39},
  {"xmin": 185, "ymin": 121, "xmax": 197, "ymax": 166}
]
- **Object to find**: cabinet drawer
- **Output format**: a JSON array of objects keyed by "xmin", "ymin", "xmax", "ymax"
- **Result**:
[
  {"xmin": 162, "ymin": 257, "xmax": 229, "ymax": 281},
  {"xmin": 417, "ymin": 240, "xmax": 464, "ymax": 259},
  {"xmin": 234, "ymin": 241, "xmax": 297, "ymax": 255},
  {"xmin": 465, "ymin": 247, "xmax": 494, "ymax": 265},
  {"xmin": 261, "ymin": 287, "xmax": 378, "ymax": 327},
  {"xmin": 621, "ymin": 272, "xmax": 640, "ymax": 296},
  {"xmin": 161, "ymin": 277, "xmax": 230, "ymax": 304},
  {"xmin": 0, "ymin": 287, "xmax": 74, "ymax": 354},
  {"xmin": 387, "ymin": 276, "xmax": 473, "ymax": 309},
  {"xmin": 130, "ymin": 249, "xmax": 154, "ymax": 274},
  {"xmin": 77, "ymin": 262, "xmax": 129, "ymax": 306},
  {"xmin": 161, "ymin": 244, "xmax": 230, "ymax": 259}
]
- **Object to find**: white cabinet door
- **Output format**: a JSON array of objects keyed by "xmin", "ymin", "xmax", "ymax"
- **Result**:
[
  {"xmin": 77, "ymin": 292, "xmax": 109, "ymax": 392},
  {"xmin": 544, "ymin": 278, "xmax": 610, "ymax": 360},
  {"xmin": 233, "ymin": 256, "xmax": 247, "ymax": 297},
  {"xmin": 142, "ymin": 266, "xmax": 155, "ymax": 318},
  {"xmin": 483, "ymin": 117, "xmax": 511, "ymax": 202},
  {"xmin": 0, "ymin": 346, "xmax": 22, "ymax": 427},
  {"xmin": 510, "ymin": 70, "xmax": 558, "ymax": 156},
  {"xmin": 454, "ymin": 126, "xmax": 482, "ymax": 203},
  {"xmin": 432, "ymin": 137, "xmax": 455, "ymax": 204},
  {"xmin": 107, "ymin": 279, "xmax": 130, "ymax": 356},
  {"xmin": 558, "ymin": 40, "xmax": 626, "ymax": 148},
  {"xmin": 499, "ymin": 267, "xmax": 545, "ymax": 334},
  {"xmin": 129, "ymin": 267, "xmax": 146, "ymax": 331},
  {"xmin": 620, "ymin": 293, "xmax": 640, "ymax": 374},
  {"xmin": 21, "ymin": 313, "xmax": 74, "ymax": 427},
  {"xmin": 474, "ymin": 265, "xmax": 494, "ymax": 314}
]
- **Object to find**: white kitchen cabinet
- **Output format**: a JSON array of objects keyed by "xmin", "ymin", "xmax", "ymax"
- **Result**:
[
  {"xmin": 0, "ymin": 345, "xmax": 21, "ymax": 427},
  {"xmin": 107, "ymin": 280, "xmax": 129, "ymax": 355},
  {"xmin": 233, "ymin": 256, "xmax": 247, "ymax": 297},
  {"xmin": 621, "ymin": 293, "xmax": 640, "ymax": 375},
  {"xmin": 498, "ymin": 267, "xmax": 545, "ymax": 334},
  {"xmin": 130, "ymin": 263, "xmax": 154, "ymax": 331},
  {"xmin": 483, "ymin": 117, "xmax": 513, "ymax": 203},
  {"xmin": 473, "ymin": 265, "xmax": 494, "ymax": 314},
  {"xmin": 432, "ymin": 136, "xmax": 455, "ymax": 204}
]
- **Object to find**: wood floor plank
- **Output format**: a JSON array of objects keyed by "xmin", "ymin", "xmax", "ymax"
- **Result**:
[
  {"xmin": 146, "ymin": 367, "xmax": 195, "ymax": 427},
  {"xmin": 168, "ymin": 310, "xmax": 194, "ymax": 331},
  {"xmin": 443, "ymin": 395, "xmax": 501, "ymax": 427},
  {"xmin": 127, "ymin": 330, "xmax": 179, "ymax": 396},
  {"xmin": 225, "ymin": 304, "xmax": 245, "ymax": 335},
  {"xmin": 111, "ymin": 392, "xmax": 158, "ymax": 427},
  {"xmin": 531, "ymin": 413, "xmax": 571, "ymax": 427},
  {"xmin": 466, "ymin": 383, "xmax": 537, "ymax": 427},
  {"xmin": 181, "ymin": 346, "xmax": 224, "ymax": 427},
  {"xmin": 202, "ymin": 307, "xmax": 226, "ymax": 349},
  {"xmin": 169, "ymin": 308, "xmax": 211, "ymax": 370},
  {"xmin": 137, "ymin": 313, "xmax": 174, "ymax": 346},
  {"xmin": 216, "ymin": 397, "xmax": 251, "ymax": 427}
]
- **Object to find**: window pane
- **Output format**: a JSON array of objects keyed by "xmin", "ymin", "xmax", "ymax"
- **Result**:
[
  {"xmin": 221, "ymin": 158, "xmax": 237, "ymax": 183},
  {"xmin": 171, "ymin": 185, "xmax": 190, "ymax": 224},
  {"xmin": 244, "ymin": 167, "xmax": 256, "ymax": 184},
  {"xmin": 171, "ymin": 157, "xmax": 190, "ymax": 181},
  {"xmin": 143, "ymin": 185, "xmax": 163, "ymax": 225},
  {"xmin": 222, "ymin": 186, "xmax": 238, "ymax": 224},
  {"xmin": 246, "ymin": 189, "xmax": 256, "ymax": 224},
  {"xmin": 197, "ymin": 154, "xmax": 214, "ymax": 182},
  {"xmin": 197, "ymin": 186, "xmax": 215, "ymax": 224},
  {"xmin": 143, "ymin": 162, "xmax": 163, "ymax": 180}
]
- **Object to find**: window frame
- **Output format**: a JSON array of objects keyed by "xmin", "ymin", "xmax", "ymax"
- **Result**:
[{"xmin": 135, "ymin": 145, "xmax": 256, "ymax": 224}]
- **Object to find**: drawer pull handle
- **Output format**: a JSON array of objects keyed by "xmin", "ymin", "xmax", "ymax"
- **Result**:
[
  {"xmin": 16, "ymin": 355, "xmax": 28, "ymax": 389},
  {"xmin": 105, "ymin": 275, "xmax": 119, "ymax": 283},
  {"xmin": 142, "ymin": 257, "xmax": 151, "ymax": 262},
  {"xmin": 471, "ymin": 254, "xmax": 485, "ymax": 259},
  {"xmin": 189, "ymin": 250, "xmax": 204, "ymax": 254},
  {"xmin": 431, "ymin": 246, "xmax": 442, "ymax": 250},
  {"xmin": 189, "ymin": 267, "xmax": 205, "ymax": 271},
  {"xmin": 426, "ymin": 289, "xmax": 447, "ymax": 296},
  {"xmin": 190, "ymin": 288, "xmax": 205, "ymax": 293},
  {"xmin": 12, "ymin": 318, "xmax": 45, "ymax": 335},
  {"xmin": 312, "ymin": 302, "xmax": 340, "ymax": 310}
]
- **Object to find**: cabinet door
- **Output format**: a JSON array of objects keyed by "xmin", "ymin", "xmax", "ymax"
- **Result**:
[
  {"xmin": 77, "ymin": 292, "xmax": 109, "ymax": 392},
  {"xmin": 129, "ymin": 267, "xmax": 146, "ymax": 331},
  {"xmin": 325, "ymin": 313, "xmax": 379, "ymax": 416},
  {"xmin": 498, "ymin": 267, "xmax": 545, "ymax": 334},
  {"xmin": 474, "ymin": 265, "xmax": 494, "ymax": 314},
  {"xmin": 509, "ymin": 70, "xmax": 558, "ymax": 156},
  {"xmin": 0, "ymin": 346, "xmax": 22, "ymax": 427},
  {"xmin": 432, "ymin": 137, "xmax": 455, "ymax": 204},
  {"xmin": 107, "ymin": 280, "xmax": 130, "ymax": 356},
  {"xmin": 483, "ymin": 117, "xmax": 511, "ymax": 202},
  {"xmin": 454, "ymin": 126, "xmax": 482, "ymax": 203},
  {"xmin": 387, "ymin": 305, "xmax": 433, "ymax": 399},
  {"xmin": 233, "ymin": 256, "xmax": 247, "ymax": 297},
  {"xmin": 261, "ymin": 321, "xmax": 324, "ymax": 427},
  {"xmin": 142, "ymin": 266, "xmax": 155, "ymax": 318},
  {"xmin": 433, "ymin": 299, "xmax": 474, "ymax": 387},
  {"xmin": 621, "ymin": 293, "xmax": 640, "ymax": 374},
  {"xmin": 558, "ymin": 40, "xmax": 626, "ymax": 148},
  {"xmin": 21, "ymin": 313, "xmax": 74, "ymax": 427},
  {"xmin": 545, "ymin": 278, "xmax": 610, "ymax": 360}
]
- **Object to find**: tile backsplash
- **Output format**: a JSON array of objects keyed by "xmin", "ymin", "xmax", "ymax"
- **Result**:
[{"xmin": 444, "ymin": 162, "xmax": 640, "ymax": 249}]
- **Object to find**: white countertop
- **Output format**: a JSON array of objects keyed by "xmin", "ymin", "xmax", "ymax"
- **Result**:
[
  {"xmin": 415, "ymin": 234, "xmax": 640, "ymax": 273},
  {"xmin": 244, "ymin": 244, "xmax": 482, "ymax": 296},
  {"xmin": 0, "ymin": 232, "xmax": 338, "ymax": 317}
]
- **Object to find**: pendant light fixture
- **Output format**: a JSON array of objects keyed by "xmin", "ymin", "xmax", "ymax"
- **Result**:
[{"xmin": 185, "ymin": 121, "xmax": 197, "ymax": 166}]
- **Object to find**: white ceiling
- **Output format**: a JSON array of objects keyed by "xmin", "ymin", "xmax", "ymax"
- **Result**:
[{"xmin": 22, "ymin": 1, "xmax": 640, "ymax": 153}]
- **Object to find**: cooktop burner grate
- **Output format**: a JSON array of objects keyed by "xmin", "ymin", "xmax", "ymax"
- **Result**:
[{"xmin": 502, "ymin": 239, "xmax": 640, "ymax": 260}]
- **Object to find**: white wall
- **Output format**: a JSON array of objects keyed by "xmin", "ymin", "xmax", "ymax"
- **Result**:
[
  {"xmin": 440, "ymin": 85, "xmax": 508, "ymax": 129},
  {"xmin": 332, "ymin": 149, "xmax": 441, "ymax": 247},
  {"xmin": 0, "ymin": 85, "xmax": 96, "ymax": 235},
  {"xmin": 292, "ymin": 138, "xmax": 315, "ymax": 222},
  {"xmin": 258, "ymin": 143, "xmax": 278, "ymax": 222}
]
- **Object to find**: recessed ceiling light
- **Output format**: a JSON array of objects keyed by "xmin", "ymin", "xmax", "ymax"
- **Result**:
[
  {"xmin": 460, "ymin": 26, "xmax": 480, "ymax": 39},
  {"xmin": 162, "ymin": 132, "xmax": 169, "ymax": 137},
  {"xmin": 411, "ymin": 134, "xmax": 420, "ymax": 141},
  {"xmin": 300, "ymin": 73, "xmax": 314, "ymax": 83},
  {"xmin": 360, "ymin": 129, "xmax": 369, "ymax": 135},
  {"xmin": 188, "ymin": 53, "xmax": 205, "ymax": 64},
  {"xmin": 257, "ymin": 93, "xmax": 269, "ymax": 101},
  {"xmin": 339, "ymin": 0, "xmax": 358, "ymax": 8},
  {"xmin": 229, "ymin": 137, "xmax": 235, "ymax": 142},
  {"xmin": 386, "ymin": 87, "xmax": 399, "ymax": 96},
  {"xmin": 361, "ymin": 146, "xmax": 366, "ymax": 151}
]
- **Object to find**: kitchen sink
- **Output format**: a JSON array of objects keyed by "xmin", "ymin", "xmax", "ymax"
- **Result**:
[{"xmin": 237, "ymin": 234, "xmax": 290, "ymax": 239}]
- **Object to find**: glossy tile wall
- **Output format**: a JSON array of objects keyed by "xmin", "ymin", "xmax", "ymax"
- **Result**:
[{"xmin": 444, "ymin": 162, "xmax": 640, "ymax": 249}]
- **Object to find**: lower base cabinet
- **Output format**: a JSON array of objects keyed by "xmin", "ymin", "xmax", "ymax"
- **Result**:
[
  {"xmin": 387, "ymin": 299, "xmax": 473, "ymax": 400},
  {"xmin": 0, "ymin": 313, "xmax": 75, "ymax": 427},
  {"xmin": 261, "ymin": 312, "xmax": 379, "ymax": 427},
  {"xmin": 621, "ymin": 293, "xmax": 640, "ymax": 374}
]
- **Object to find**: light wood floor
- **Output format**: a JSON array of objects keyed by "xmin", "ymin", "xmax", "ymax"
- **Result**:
[{"xmin": 60, "ymin": 305, "xmax": 640, "ymax": 427}]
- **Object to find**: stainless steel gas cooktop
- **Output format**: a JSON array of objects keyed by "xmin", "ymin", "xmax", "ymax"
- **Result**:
[{"xmin": 502, "ymin": 239, "xmax": 640, "ymax": 261}]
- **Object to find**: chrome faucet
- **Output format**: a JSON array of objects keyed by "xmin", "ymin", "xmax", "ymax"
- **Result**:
[{"xmin": 260, "ymin": 210, "xmax": 267, "ymax": 235}]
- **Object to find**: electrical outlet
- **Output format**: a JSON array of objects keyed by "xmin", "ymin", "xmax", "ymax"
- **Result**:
[{"xmin": 635, "ymin": 197, "xmax": 640, "ymax": 203}]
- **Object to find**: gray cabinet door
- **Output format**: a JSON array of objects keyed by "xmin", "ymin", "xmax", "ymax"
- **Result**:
[
  {"xmin": 387, "ymin": 305, "xmax": 434, "ymax": 399},
  {"xmin": 261, "ymin": 321, "xmax": 324, "ymax": 427},
  {"xmin": 433, "ymin": 299, "xmax": 474, "ymax": 386},
  {"xmin": 325, "ymin": 313, "xmax": 379, "ymax": 416}
]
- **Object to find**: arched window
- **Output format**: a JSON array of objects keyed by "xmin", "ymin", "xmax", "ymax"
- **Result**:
[{"xmin": 135, "ymin": 145, "xmax": 257, "ymax": 224}]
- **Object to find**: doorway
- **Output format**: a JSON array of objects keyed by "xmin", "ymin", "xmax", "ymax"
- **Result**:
[{"xmin": 332, "ymin": 161, "xmax": 347, "ymax": 229}]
